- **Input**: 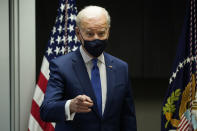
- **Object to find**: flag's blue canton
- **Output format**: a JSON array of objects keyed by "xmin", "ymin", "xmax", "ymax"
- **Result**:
[{"xmin": 45, "ymin": 0, "xmax": 80, "ymax": 61}]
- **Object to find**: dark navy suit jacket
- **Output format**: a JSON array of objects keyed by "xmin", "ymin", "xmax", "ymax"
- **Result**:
[{"xmin": 40, "ymin": 49, "xmax": 137, "ymax": 131}]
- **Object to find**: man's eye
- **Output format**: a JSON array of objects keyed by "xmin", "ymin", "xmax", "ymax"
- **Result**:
[
  {"xmin": 86, "ymin": 33, "xmax": 94, "ymax": 37},
  {"xmin": 98, "ymin": 32, "xmax": 105, "ymax": 36}
]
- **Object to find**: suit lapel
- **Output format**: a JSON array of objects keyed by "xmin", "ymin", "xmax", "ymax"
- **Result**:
[
  {"xmin": 72, "ymin": 49, "xmax": 100, "ymax": 118},
  {"xmin": 103, "ymin": 53, "xmax": 116, "ymax": 118}
]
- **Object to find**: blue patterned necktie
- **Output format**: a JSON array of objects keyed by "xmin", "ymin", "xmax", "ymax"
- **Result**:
[{"xmin": 91, "ymin": 58, "xmax": 102, "ymax": 116}]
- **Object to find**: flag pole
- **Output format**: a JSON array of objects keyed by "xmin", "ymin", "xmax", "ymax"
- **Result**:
[
  {"xmin": 64, "ymin": 0, "xmax": 68, "ymax": 54},
  {"xmin": 189, "ymin": 0, "xmax": 193, "ymax": 130}
]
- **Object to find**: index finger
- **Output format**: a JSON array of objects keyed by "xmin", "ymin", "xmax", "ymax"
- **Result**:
[{"xmin": 84, "ymin": 95, "xmax": 93, "ymax": 103}]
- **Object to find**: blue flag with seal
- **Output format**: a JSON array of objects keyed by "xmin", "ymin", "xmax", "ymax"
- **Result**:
[{"xmin": 161, "ymin": 0, "xmax": 197, "ymax": 130}]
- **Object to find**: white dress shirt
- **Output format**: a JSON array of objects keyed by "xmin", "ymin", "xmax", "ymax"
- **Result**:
[{"xmin": 65, "ymin": 46, "xmax": 107, "ymax": 120}]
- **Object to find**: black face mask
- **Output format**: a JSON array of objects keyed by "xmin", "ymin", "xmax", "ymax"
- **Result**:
[
  {"xmin": 79, "ymin": 31, "xmax": 108, "ymax": 57},
  {"xmin": 83, "ymin": 39, "xmax": 107, "ymax": 57}
]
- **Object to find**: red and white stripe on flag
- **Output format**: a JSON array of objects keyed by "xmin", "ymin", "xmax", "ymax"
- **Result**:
[{"xmin": 28, "ymin": 57, "xmax": 55, "ymax": 131}]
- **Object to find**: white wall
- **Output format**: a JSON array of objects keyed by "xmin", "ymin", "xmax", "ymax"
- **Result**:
[
  {"xmin": 19, "ymin": 0, "xmax": 36, "ymax": 130},
  {"xmin": 0, "ymin": 0, "xmax": 35, "ymax": 130},
  {"xmin": 0, "ymin": 0, "xmax": 10, "ymax": 130}
]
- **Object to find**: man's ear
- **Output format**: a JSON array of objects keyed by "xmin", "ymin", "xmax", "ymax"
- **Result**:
[
  {"xmin": 106, "ymin": 27, "xmax": 110, "ymax": 39},
  {"xmin": 75, "ymin": 27, "xmax": 81, "ymax": 41}
]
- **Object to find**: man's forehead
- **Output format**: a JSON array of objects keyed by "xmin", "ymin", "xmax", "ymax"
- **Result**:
[{"xmin": 80, "ymin": 20, "xmax": 108, "ymax": 32}]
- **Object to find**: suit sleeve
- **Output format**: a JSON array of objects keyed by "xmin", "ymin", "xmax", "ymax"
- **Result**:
[
  {"xmin": 40, "ymin": 60, "xmax": 67, "ymax": 122},
  {"xmin": 120, "ymin": 63, "xmax": 137, "ymax": 131}
]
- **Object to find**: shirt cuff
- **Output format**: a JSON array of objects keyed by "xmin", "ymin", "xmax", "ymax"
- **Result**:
[{"xmin": 65, "ymin": 100, "xmax": 76, "ymax": 121}]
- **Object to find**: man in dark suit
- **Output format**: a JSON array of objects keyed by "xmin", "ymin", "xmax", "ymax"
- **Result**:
[{"xmin": 40, "ymin": 5, "xmax": 137, "ymax": 131}]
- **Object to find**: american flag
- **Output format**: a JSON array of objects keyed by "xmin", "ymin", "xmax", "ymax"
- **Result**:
[
  {"xmin": 28, "ymin": 0, "xmax": 80, "ymax": 130},
  {"xmin": 161, "ymin": 0, "xmax": 197, "ymax": 131}
]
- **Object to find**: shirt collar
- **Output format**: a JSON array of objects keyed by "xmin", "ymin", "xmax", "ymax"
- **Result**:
[{"xmin": 79, "ymin": 45, "xmax": 105, "ymax": 64}]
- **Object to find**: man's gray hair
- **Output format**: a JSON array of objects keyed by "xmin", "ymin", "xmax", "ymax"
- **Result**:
[{"xmin": 76, "ymin": 6, "xmax": 111, "ymax": 28}]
